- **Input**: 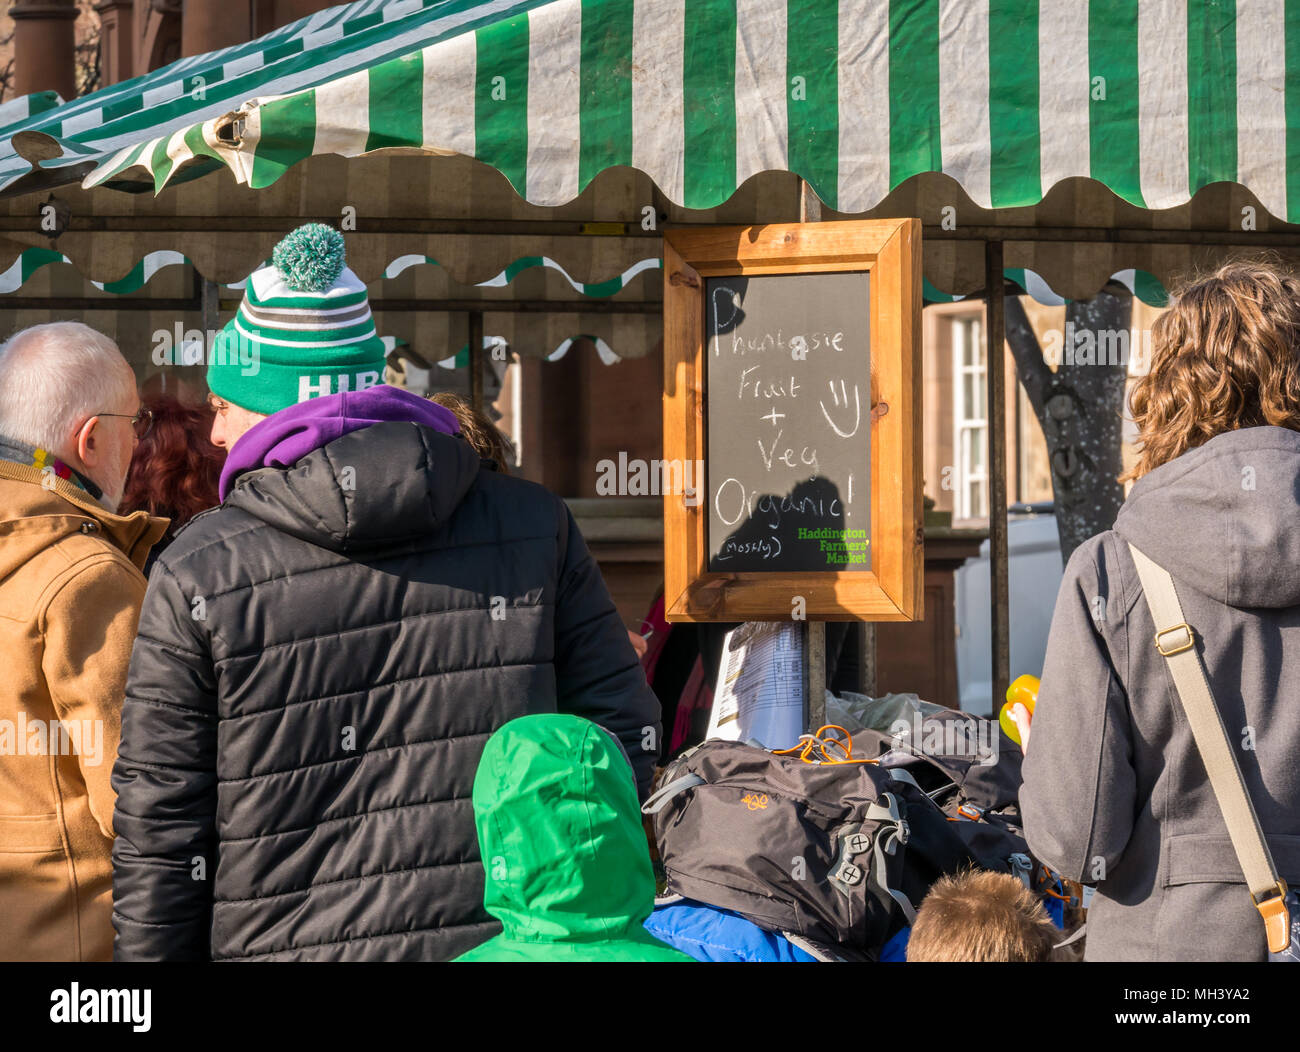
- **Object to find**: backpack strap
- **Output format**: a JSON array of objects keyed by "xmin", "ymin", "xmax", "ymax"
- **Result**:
[
  {"xmin": 1052, "ymin": 923, "xmax": 1088, "ymax": 951},
  {"xmin": 781, "ymin": 931, "xmax": 849, "ymax": 962},
  {"xmin": 885, "ymin": 767, "xmax": 923, "ymax": 791},
  {"xmin": 826, "ymin": 795, "xmax": 918, "ymax": 924},
  {"xmin": 1127, "ymin": 542, "xmax": 1290, "ymax": 953},
  {"xmin": 641, "ymin": 772, "xmax": 706, "ymax": 815},
  {"xmin": 866, "ymin": 794, "xmax": 918, "ymax": 924}
]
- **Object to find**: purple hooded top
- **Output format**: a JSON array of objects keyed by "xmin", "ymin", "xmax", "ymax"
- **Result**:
[{"xmin": 219, "ymin": 385, "xmax": 461, "ymax": 501}]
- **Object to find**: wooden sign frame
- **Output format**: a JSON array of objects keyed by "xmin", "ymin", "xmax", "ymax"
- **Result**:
[{"xmin": 662, "ymin": 218, "xmax": 922, "ymax": 622}]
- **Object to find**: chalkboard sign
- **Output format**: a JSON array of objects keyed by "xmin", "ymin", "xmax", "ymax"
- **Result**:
[
  {"xmin": 706, "ymin": 273, "xmax": 872, "ymax": 573},
  {"xmin": 663, "ymin": 219, "xmax": 922, "ymax": 623}
]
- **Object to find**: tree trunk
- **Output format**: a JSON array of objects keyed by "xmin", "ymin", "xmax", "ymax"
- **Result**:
[{"xmin": 1003, "ymin": 283, "xmax": 1131, "ymax": 564}]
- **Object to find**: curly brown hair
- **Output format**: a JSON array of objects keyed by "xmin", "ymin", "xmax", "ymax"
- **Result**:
[
  {"xmin": 120, "ymin": 395, "xmax": 224, "ymax": 533},
  {"xmin": 429, "ymin": 391, "xmax": 514, "ymax": 473},
  {"xmin": 1123, "ymin": 258, "xmax": 1300, "ymax": 482}
]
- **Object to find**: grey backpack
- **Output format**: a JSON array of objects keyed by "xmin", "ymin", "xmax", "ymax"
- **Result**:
[{"xmin": 642, "ymin": 738, "xmax": 980, "ymax": 954}]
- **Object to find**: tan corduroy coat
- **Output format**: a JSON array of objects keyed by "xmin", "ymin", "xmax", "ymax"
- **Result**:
[{"xmin": 0, "ymin": 459, "xmax": 166, "ymax": 961}]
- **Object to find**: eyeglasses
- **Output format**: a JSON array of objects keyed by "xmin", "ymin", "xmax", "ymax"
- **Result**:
[{"xmin": 94, "ymin": 407, "xmax": 154, "ymax": 440}]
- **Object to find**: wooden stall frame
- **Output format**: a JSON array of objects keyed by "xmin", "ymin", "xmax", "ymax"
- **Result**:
[{"xmin": 662, "ymin": 218, "xmax": 923, "ymax": 623}]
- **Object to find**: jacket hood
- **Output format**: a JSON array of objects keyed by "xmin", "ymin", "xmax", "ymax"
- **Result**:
[
  {"xmin": 0, "ymin": 460, "xmax": 167, "ymax": 583},
  {"xmin": 1114, "ymin": 426, "xmax": 1300, "ymax": 608},
  {"xmin": 219, "ymin": 385, "xmax": 461, "ymax": 500},
  {"xmin": 224, "ymin": 418, "xmax": 481, "ymax": 553},
  {"xmin": 472, "ymin": 715, "xmax": 658, "ymax": 944}
]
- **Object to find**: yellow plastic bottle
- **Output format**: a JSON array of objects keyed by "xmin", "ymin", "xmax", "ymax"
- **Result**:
[{"xmin": 999, "ymin": 674, "xmax": 1040, "ymax": 746}]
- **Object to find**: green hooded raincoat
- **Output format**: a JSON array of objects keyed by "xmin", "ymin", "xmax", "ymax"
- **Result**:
[{"xmin": 456, "ymin": 714, "xmax": 692, "ymax": 962}]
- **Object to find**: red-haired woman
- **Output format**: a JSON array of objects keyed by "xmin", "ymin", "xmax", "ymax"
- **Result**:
[{"xmin": 120, "ymin": 395, "xmax": 224, "ymax": 577}]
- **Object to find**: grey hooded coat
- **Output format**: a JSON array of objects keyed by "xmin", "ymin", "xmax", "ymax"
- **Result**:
[{"xmin": 1021, "ymin": 425, "xmax": 1300, "ymax": 961}]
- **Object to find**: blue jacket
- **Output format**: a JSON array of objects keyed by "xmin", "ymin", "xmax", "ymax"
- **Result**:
[{"xmin": 645, "ymin": 899, "xmax": 817, "ymax": 962}]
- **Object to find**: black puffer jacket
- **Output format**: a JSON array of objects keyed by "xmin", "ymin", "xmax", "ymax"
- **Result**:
[{"xmin": 111, "ymin": 422, "xmax": 661, "ymax": 961}]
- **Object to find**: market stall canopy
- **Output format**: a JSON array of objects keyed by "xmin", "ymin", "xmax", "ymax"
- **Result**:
[
  {"xmin": 3, "ymin": 0, "xmax": 1297, "ymax": 221},
  {"xmin": 1, "ymin": 0, "xmax": 1297, "ymax": 305},
  {"xmin": 0, "ymin": 179, "xmax": 666, "ymax": 364},
  {"xmin": 0, "ymin": 240, "xmax": 1170, "ymax": 306},
  {"xmin": 2, "ymin": 147, "xmax": 1285, "ymax": 304},
  {"xmin": 0, "ymin": 92, "xmax": 65, "ymax": 131}
]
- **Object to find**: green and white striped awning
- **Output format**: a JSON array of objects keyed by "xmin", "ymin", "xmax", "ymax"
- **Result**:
[
  {"xmin": 0, "ymin": 91, "xmax": 65, "ymax": 133},
  {"xmin": 1, "ymin": 243, "xmax": 1167, "ymax": 305},
  {"xmin": 0, "ymin": 245, "xmax": 662, "ymax": 296},
  {"xmin": 922, "ymin": 267, "xmax": 1168, "ymax": 307},
  {"xmin": 3, "ymin": 0, "xmax": 1298, "ymax": 220}
]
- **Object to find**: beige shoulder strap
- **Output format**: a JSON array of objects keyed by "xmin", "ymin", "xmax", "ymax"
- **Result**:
[{"xmin": 1127, "ymin": 542, "xmax": 1290, "ymax": 953}]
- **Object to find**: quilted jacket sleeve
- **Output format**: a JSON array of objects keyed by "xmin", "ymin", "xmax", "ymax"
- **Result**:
[
  {"xmin": 111, "ymin": 559, "xmax": 219, "ymax": 961},
  {"xmin": 552, "ymin": 502, "xmax": 662, "ymax": 799}
]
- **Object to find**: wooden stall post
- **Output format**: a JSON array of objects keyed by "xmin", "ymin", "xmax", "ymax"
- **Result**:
[
  {"xmin": 803, "ymin": 621, "xmax": 826, "ymax": 732},
  {"xmin": 857, "ymin": 622, "xmax": 877, "ymax": 699},
  {"xmin": 201, "ymin": 276, "xmax": 219, "ymax": 349},
  {"xmin": 468, "ymin": 309, "xmax": 484, "ymax": 412}
]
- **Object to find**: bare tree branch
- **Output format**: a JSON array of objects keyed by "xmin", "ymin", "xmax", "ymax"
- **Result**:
[
  {"xmin": 1000, "ymin": 282, "xmax": 1132, "ymax": 562},
  {"xmin": 1005, "ymin": 291, "xmax": 1051, "ymax": 421}
]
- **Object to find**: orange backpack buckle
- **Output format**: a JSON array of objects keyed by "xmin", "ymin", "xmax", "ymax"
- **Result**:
[{"xmin": 1252, "ymin": 881, "xmax": 1291, "ymax": 954}]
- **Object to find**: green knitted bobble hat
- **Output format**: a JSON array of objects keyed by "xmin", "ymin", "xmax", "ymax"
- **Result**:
[{"xmin": 207, "ymin": 223, "xmax": 388, "ymax": 415}]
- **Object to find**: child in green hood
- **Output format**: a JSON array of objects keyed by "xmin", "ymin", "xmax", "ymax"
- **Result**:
[{"xmin": 456, "ymin": 714, "xmax": 693, "ymax": 962}]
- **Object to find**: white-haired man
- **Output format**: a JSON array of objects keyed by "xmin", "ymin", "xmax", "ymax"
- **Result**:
[{"xmin": 0, "ymin": 322, "xmax": 166, "ymax": 961}]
